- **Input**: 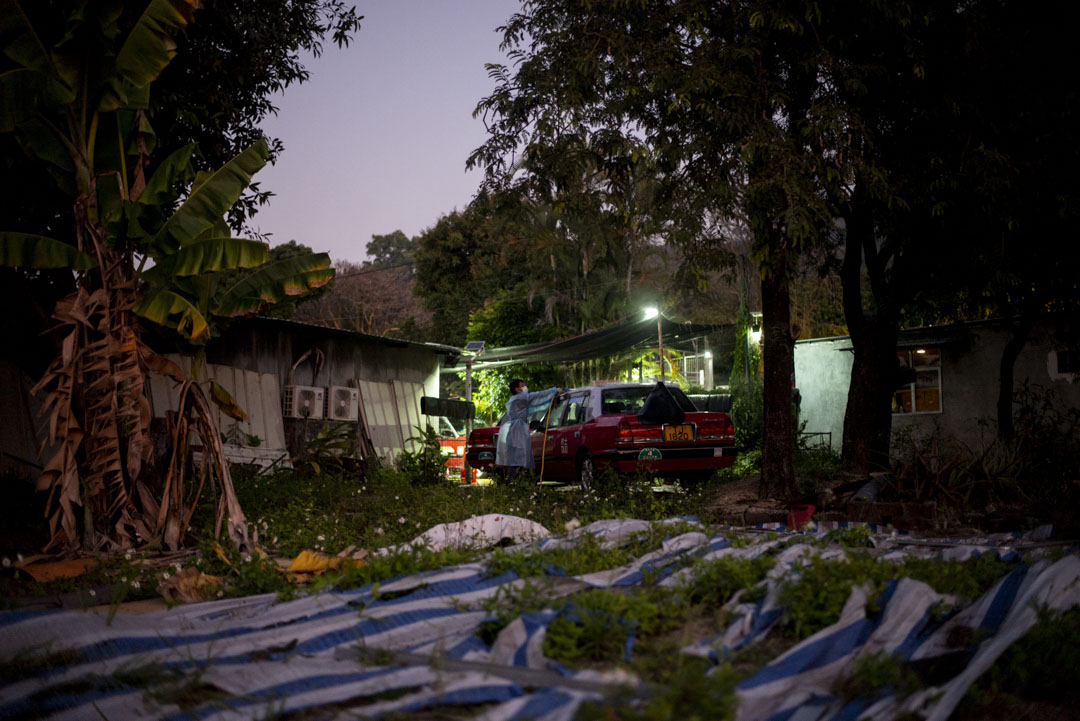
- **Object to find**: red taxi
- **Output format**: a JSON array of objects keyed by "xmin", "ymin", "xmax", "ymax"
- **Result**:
[{"xmin": 465, "ymin": 382, "xmax": 736, "ymax": 487}]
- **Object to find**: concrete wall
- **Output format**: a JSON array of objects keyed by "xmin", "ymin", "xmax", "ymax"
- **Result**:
[
  {"xmin": 794, "ymin": 320, "xmax": 1080, "ymax": 454},
  {"xmin": 793, "ymin": 336, "xmax": 853, "ymax": 451}
]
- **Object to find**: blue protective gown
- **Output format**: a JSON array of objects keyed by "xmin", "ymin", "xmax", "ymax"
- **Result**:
[{"xmin": 495, "ymin": 387, "xmax": 559, "ymax": 469}]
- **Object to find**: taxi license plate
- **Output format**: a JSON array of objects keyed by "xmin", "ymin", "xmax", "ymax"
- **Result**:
[{"xmin": 664, "ymin": 424, "xmax": 694, "ymax": 442}]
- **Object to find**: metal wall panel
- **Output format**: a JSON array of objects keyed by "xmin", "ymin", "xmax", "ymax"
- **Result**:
[{"xmin": 357, "ymin": 380, "xmax": 403, "ymax": 459}]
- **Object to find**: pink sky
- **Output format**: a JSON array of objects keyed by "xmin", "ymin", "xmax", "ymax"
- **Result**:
[{"xmin": 252, "ymin": 0, "xmax": 518, "ymax": 264}]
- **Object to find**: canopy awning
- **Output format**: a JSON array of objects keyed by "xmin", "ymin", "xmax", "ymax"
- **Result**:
[{"xmin": 446, "ymin": 314, "xmax": 732, "ymax": 372}]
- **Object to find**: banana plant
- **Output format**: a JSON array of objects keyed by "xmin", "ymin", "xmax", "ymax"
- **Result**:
[{"xmin": 0, "ymin": 0, "xmax": 329, "ymax": 553}]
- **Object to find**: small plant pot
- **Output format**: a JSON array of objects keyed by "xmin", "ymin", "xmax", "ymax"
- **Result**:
[{"xmin": 787, "ymin": 503, "xmax": 816, "ymax": 531}]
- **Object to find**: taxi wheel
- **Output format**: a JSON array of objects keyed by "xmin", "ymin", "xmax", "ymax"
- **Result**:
[{"xmin": 578, "ymin": 454, "xmax": 595, "ymax": 491}]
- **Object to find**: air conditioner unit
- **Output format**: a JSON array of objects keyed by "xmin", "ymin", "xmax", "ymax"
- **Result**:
[
  {"xmin": 328, "ymin": 385, "xmax": 359, "ymax": 421},
  {"xmin": 283, "ymin": 385, "xmax": 325, "ymax": 419}
]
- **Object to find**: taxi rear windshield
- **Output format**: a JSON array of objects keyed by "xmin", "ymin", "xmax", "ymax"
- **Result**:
[{"xmin": 600, "ymin": 386, "xmax": 697, "ymax": 415}]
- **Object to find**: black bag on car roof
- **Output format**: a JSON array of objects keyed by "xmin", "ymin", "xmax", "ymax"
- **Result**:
[{"xmin": 637, "ymin": 382, "xmax": 685, "ymax": 425}]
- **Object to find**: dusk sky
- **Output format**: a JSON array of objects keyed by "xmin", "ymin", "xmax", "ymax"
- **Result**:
[{"xmin": 251, "ymin": 0, "xmax": 519, "ymax": 264}]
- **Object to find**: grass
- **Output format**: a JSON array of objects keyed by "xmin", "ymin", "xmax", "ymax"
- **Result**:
[{"xmin": 2, "ymin": 459, "xmax": 1072, "ymax": 721}]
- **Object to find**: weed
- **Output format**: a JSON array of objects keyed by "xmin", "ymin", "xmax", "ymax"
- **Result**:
[
  {"xmin": 778, "ymin": 551, "xmax": 1016, "ymax": 639},
  {"xmin": 397, "ymin": 424, "xmax": 447, "ymax": 485},
  {"xmin": 478, "ymin": 577, "xmax": 564, "ymax": 640},
  {"xmin": 835, "ymin": 651, "xmax": 921, "ymax": 701},
  {"xmin": 794, "ymin": 447, "xmax": 842, "ymax": 494},
  {"xmin": 0, "ymin": 644, "xmax": 85, "ymax": 683},
  {"xmin": 543, "ymin": 588, "xmax": 672, "ymax": 666},
  {"xmin": 681, "ymin": 555, "xmax": 774, "ymax": 607},
  {"xmin": 577, "ymin": 659, "xmax": 739, "ymax": 721},
  {"xmin": 334, "ymin": 545, "xmax": 478, "ymax": 592},
  {"xmin": 956, "ymin": 605, "xmax": 1080, "ymax": 717},
  {"xmin": 824, "ymin": 525, "xmax": 875, "ymax": 548}
]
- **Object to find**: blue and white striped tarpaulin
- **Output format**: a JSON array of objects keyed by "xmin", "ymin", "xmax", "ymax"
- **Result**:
[{"xmin": 1, "ymin": 516, "xmax": 1076, "ymax": 720}]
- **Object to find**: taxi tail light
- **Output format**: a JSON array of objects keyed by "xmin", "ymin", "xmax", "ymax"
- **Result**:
[
  {"xmin": 616, "ymin": 419, "xmax": 663, "ymax": 445},
  {"xmin": 467, "ymin": 429, "xmax": 496, "ymax": 450},
  {"xmin": 697, "ymin": 417, "xmax": 735, "ymax": 441}
]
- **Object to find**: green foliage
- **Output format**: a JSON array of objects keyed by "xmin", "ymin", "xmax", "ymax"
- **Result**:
[
  {"xmin": 778, "ymin": 551, "xmax": 1017, "ymax": 639},
  {"xmin": 823, "ymin": 525, "xmax": 874, "ymax": 548},
  {"xmin": 834, "ymin": 651, "xmax": 921, "ymax": 702},
  {"xmin": 714, "ymin": 448, "xmax": 762, "ymax": 484},
  {"xmin": 682, "ymin": 555, "xmax": 775, "ymax": 607},
  {"xmin": 366, "ymin": 230, "xmax": 417, "ymax": 269},
  {"xmin": 485, "ymin": 523, "xmax": 696, "ymax": 580},
  {"xmin": 396, "ymin": 424, "xmax": 446, "ymax": 485},
  {"xmin": 466, "ymin": 366, "xmax": 565, "ymax": 425},
  {"xmin": 478, "ymin": 577, "xmax": 564, "ymax": 638},
  {"xmin": 959, "ymin": 606, "xmax": 1080, "ymax": 713},
  {"xmin": 890, "ymin": 385, "xmax": 1080, "ymax": 510},
  {"xmin": 794, "ymin": 447, "xmax": 842, "ymax": 494},
  {"xmin": 730, "ymin": 378, "xmax": 764, "ymax": 453},
  {"xmin": 543, "ymin": 589, "xmax": 667, "ymax": 665},
  {"xmin": 300, "ymin": 421, "xmax": 359, "ymax": 476}
]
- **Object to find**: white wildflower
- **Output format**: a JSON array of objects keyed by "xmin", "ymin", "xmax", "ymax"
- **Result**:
[
  {"xmin": 394, "ymin": 495, "xmax": 400, "ymax": 501},
  {"xmin": 375, "ymin": 527, "xmax": 384, "ymax": 536},
  {"xmin": 217, "ymin": 590, "xmax": 224, "ymax": 598},
  {"xmin": 398, "ymin": 517, "xmax": 406, "ymax": 524},
  {"xmin": 162, "ymin": 571, "xmax": 170, "ymax": 580},
  {"xmin": 132, "ymin": 580, "xmax": 140, "ymax": 590},
  {"xmin": 89, "ymin": 589, "xmax": 96, "ymax": 597},
  {"xmin": 317, "ymin": 534, "xmax": 325, "ymax": 541}
]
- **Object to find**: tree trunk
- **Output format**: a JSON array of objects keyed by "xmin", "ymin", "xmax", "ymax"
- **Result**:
[
  {"xmin": 839, "ymin": 183, "xmax": 902, "ymax": 476},
  {"xmin": 997, "ymin": 313, "xmax": 1032, "ymax": 442},
  {"xmin": 759, "ymin": 263, "xmax": 795, "ymax": 499},
  {"xmin": 842, "ymin": 321, "xmax": 901, "ymax": 474}
]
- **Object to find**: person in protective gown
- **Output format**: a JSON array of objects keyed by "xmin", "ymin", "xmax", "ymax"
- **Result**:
[{"xmin": 495, "ymin": 379, "xmax": 560, "ymax": 483}]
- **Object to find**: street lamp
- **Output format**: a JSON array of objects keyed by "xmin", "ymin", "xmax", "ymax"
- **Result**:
[{"xmin": 643, "ymin": 307, "xmax": 663, "ymax": 382}]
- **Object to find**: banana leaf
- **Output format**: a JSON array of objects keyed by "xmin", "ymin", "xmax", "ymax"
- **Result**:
[
  {"xmin": 136, "ymin": 142, "xmax": 196, "ymax": 208},
  {"xmin": 99, "ymin": 0, "xmax": 200, "ymax": 111},
  {"xmin": 214, "ymin": 253, "xmax": 334, "ymax": 317},
  {"xmin": 0, "ymin": 0, "xmax": 75, "ymax": 105},
  {"xmin": 210, "ymin": 381, "xmax": 247, "ymax": 423},
  {"xmin": 0, "ymin": 233, "xmax": 97, "ymax": 270},
  {"xmin": 141, "ymin": 238, "xmax": 269, "ymax": 283},
  {"xmin": 134, "ymin": 289, "xmax": 209, "ymax": 342},
  {"xmin": 152, "ymin": 139, "xmax": 268, "ymax": 250},
  {"xmin": 0, "ymin": 68, "xmax": 41, "ymax": 132}
]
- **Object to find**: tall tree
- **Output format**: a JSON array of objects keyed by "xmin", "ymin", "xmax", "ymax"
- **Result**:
[{"xmin": 469, "ymin": 0, "xmax": 842, "ymax": 496}]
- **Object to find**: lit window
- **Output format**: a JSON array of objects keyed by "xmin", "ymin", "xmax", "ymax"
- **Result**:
[{"xmin": 892, "ymin": 348, "xmax": 942, "ymax": 415}]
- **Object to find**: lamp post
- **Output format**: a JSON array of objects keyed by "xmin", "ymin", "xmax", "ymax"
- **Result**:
[
  {"xmin": 461, "ymin": 341, "xmax": 485, "ymax": 481},
  {"xmin": 644, "ymin": 307, "xmax": 663, "ymax": 381}
]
